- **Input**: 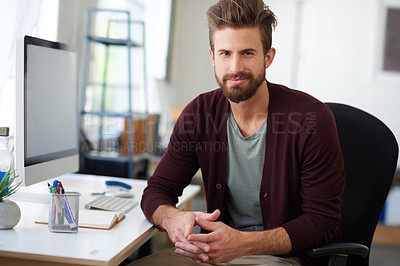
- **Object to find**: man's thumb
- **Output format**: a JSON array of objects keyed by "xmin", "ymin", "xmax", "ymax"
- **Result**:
[{"xmin": 202, "ymin": 209, "xmax": 220, "ymax": 222}]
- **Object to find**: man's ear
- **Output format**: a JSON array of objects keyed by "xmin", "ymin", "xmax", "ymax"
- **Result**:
[
  {"xmin": 264, "ymin": 47, "xmax": 276, "ymax": 69},
  {"xmin": 209, "ymin": 48, "xmax": 215, "ymax": 67}
]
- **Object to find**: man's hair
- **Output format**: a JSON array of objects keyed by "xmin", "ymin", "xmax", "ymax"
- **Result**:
[{"xmin": 206, "ymin": 0, "xmax": 277, "ymax": 55}]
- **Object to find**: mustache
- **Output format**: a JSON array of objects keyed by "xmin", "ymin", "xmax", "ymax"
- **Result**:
[{"xmin": 222, "ymin": 72, "xmax": 253, "ymax": 82}]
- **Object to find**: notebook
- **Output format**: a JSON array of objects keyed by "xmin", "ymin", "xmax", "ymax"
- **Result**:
[{"xmin": 35, "ymin": 209, "xmax": 126, "ymax": 230}]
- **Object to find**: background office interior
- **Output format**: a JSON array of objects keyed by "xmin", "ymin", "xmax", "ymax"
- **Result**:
[
  {"xmin": 0, "ymin": 0, "xmax": 400, "ymax": 263},
  {"xmin": 1, "ymin": 0, "xmax": 400, "ymax": 159}
]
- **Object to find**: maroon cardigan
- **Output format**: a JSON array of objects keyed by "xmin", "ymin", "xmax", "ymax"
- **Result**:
[{"xmin": 141, "ymin": 82, "xmax": 344, "ymax": 257}]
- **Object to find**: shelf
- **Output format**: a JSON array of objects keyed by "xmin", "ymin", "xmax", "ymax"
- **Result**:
[
  {"xmin": 86, "ymin": 151, "xmax": 149, "ymax": 163},
  {"xmin": 88, "ymin": 36, "xmax": 143, "ymax": 47},
  {"xmin": 79, "ymin": 8, "xmax": 148, "ymax": 178},
  {"xmin": 81, "ymin": 110, "xmax": 147, "ymax": 118},
  {"xmin": 81, "ymin": 152, "xmax": 149, "ymax": 178},
  {"xmin": 372, "ymin": 224, "xmax": 400, "ymax": 246}
]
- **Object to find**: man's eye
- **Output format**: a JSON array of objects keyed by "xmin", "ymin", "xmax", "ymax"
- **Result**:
[
  {"xmin": 220, "ymin": 51, "xmax": 230, "ymax": 56},
  {"xmin": 244, "ymin": 51, "xmax": 254, "ymax": 56}
]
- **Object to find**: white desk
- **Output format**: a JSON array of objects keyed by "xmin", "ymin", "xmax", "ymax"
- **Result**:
[{"xmin": 0, "ymin": 174, "xmax": 201, "ymax": 266}]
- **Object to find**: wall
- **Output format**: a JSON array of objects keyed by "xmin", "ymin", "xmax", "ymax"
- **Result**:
[
  {"xmin": 294, "ymin": 0, "xmax": 400, "ymax": 166},
  {"xmin": 156, "ymin": 0, "xmax": 217, "ymax": 123},
  {"xmin": 57, "ymin": 0, "xmax": 98, "ymax": 89}
]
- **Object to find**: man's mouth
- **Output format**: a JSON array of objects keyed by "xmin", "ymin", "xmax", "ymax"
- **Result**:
[
  {"xmin": 228, "ymin": 77, "xmax": 248, "ymax": 85},
  {"xmin": 223, "ymin": 72, "xmax": 252, "ymax": 86}
]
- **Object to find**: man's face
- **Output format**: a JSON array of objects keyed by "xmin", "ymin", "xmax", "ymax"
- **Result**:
[{"xmin": 210, "ymin": 26, "xmax": 272, "ymax": 103}]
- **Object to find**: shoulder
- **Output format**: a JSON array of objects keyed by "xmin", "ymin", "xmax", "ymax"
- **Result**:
[
  {"xmin": 179, "ymin": 89, "xmax": 229, "ymax": 126},
  {"xmin": 268, "ymin": 82, "xmax": 332, "ymax": 117},
  {"xmin": 183, "ymin": 88, "xmax": 227, "ymax": 113},
  {"xmin": 173, "ymin": 88, "xmax": 228, "ymax": 136},
  {"xmin": 267, "ymin": 82, "xmax": 336, "ymax": 138}
]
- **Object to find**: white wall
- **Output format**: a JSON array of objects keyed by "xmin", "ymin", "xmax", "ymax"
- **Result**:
[
  {"xmin": 156, "ymin": 0, "xmax": 217, "ymax": 121},
  {"xmin": 272, "ymin": 0, "xmax": 400, "ymax": 166},
  {"xmin": 57, "ymin": 0, "xmax": 98, "ymax": 89}
]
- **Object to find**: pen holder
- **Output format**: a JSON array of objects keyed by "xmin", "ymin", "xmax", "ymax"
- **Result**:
[{"xmin": 48, "ymin": 192, "xmax": 80, "ymax": 233}]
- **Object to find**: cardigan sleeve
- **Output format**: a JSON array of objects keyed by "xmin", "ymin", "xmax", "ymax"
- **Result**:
[
  {"xmin": 141, "ymin": 101, "xmax": 200, "ymax": 222},
  {"xmin": 282, "ymin": 103, "xmax": 345, "ymax": 252}
]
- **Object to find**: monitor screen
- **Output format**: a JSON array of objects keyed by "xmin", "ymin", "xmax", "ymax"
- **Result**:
[{"xmin": 15, "ymin": 35, "xmax": 79, "ymax": 186}]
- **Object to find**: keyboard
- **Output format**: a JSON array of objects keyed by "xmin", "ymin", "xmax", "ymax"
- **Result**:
[{"xmin": 85, "ymin": 196, "xmax": 138, "ymax": 213}]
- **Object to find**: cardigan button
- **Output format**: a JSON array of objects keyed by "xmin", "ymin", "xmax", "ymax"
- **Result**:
[
  {"xmin": 216, "ymin": 183, "xmax": 223, "ymax": 190},
  {"xmin": 263, "ymin": 192, "xmax": 268, "ymax": 198}
]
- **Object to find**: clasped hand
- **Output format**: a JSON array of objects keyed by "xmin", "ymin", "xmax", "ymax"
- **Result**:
[{"xmin": 166, "ymin": 209, "xmax": 248, "ymax": 264}]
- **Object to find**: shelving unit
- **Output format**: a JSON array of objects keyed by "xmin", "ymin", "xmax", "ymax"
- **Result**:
[{"xmin": 79, "ymin": 8, "xmax": 148, "ymax": 178}]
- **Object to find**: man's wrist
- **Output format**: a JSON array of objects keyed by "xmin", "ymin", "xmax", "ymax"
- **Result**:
[
  {"xmin": 235, "ymin": 230, "xmax": 255, "ymax": 257},
  {"xmin": 241, "ymin": 227, "xmax": 292, "ymax": 256},
  {"xmin": 152, "ymin": 204, "xmax": 179, "ymax": 230}
]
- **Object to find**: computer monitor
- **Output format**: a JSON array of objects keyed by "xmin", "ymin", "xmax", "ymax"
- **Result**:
[{"xmin": 15, "ymin": 35, "xmax": 79, "ymax": 187}]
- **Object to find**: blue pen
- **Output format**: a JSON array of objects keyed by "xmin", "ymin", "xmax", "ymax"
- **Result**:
[
  {"xmin": 58, "ymin": 181, "xmax": 77, "ymax": 229},
  {"xmin": 63, "ymin": 196, "xmax": 78, "ymax": 229},
  {"xmin": 53, "ymin": 180, "xmax": 59, "ymax": 188}
]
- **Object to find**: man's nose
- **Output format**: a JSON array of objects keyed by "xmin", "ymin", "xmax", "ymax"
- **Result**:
[{"xmin": 230, "ymin": 55, "xmax": 245, "ymax": 73}]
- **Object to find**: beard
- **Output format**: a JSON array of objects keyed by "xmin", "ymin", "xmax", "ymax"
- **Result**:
[{"xmin": 215, "ymin": 68, "xmax": 266, "ymax": 103}]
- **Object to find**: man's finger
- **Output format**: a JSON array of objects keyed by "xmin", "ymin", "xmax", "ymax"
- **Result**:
[
  {"xmin": 187, "ymin": 240, "xmax": 211, "ymax": 253},
  {"xmin": 207, "ymin": 209, "xmax": 221, "ymax": 221},
  {"xmin": 175, "ymin": 248, "xmax": 209, "ymax": 263},
  {"xmin": 187, "ymin": 231, "xmax": 213, "ymax": 243},
  {"xmin": 195, "ymin": 209, "xmax": 220, "ymax": 222},
  {"xmin": 183, "ymin": 222, "xmax": 196, "ymax": 239},
  {"xmin": 195, "ymin": 217, "xmax": 218, "ymax": 231},
  {"xmin": 175, "ymin": 241, "xmax": 205, "ymax": 254}
]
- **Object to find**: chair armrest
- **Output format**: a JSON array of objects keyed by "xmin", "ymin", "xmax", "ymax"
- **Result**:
[{"xmin": 307, "ymin": 242, "xmax": 369, "ymax": 258}]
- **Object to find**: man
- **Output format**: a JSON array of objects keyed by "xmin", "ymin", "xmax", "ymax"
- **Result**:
[{"xmin": 133, "ymin": 0, "xmax": 344, "ymax": 265}]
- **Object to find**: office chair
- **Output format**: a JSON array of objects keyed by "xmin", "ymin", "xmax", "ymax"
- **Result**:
[{"xmin": 307, "ymin": 103, "xmax": 399, "ymax": 266}]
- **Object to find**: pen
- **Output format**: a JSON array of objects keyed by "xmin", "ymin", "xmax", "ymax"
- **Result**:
[
  {"xmin": 53, "ymin": 180, "xmax": 59, "ymax": 189},
  {"xmin": 52, "ymin": 194, "xmax": 63, "ymax": 224},
  {"xmin": 59, "ymin": 182, "xmax": 65, "ymax": 194},
  {"xmin": 48, "ymin": 183, "xmax": 56, "ymax": 224},
  {"xmin": 51, "ymin": 180, "xmax": 64, "ymax": 223},
  {"xmin": 63, "ymin": 195, "xmax": 78, "ymax": 229}
]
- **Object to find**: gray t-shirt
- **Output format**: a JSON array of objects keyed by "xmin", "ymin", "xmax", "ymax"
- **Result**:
[{"xmin": 226, "ymin": 111, "xmax": 267, "ymax": 232}]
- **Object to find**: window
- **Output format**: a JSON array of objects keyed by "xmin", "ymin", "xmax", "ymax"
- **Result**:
[{"xmin": 0, "ymin": 0, "xmax": 59, "ymax": 138}]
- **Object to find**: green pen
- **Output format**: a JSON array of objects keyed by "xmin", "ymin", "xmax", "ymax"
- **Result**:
[
  {"xmin": 49, "ymin": 182, "xmax": 63, "ymax": 224},
  {"xmin": 47, "ymin": 183, "xmax": 58, "ymax": 194}
]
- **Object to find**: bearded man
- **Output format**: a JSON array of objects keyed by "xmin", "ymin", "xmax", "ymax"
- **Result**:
[{"xmin": 132, "ymin": 0, "xmax": 344, "ymax": 265}]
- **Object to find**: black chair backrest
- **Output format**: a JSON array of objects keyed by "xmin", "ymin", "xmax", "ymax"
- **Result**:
[{"xmin": 326, "ymin": 103, "xmax": 398, "ymax": 265}]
